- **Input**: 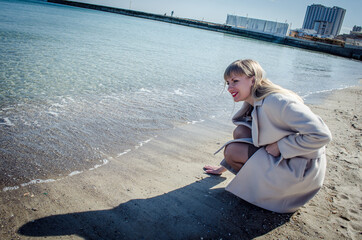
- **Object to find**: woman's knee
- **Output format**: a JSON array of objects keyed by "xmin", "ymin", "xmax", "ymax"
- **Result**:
[
  {"xmin": 224, "ymin": 143, "xmax": 249, "ymax": 164},
  {"xmin": 233, "ymin": 125, "xmax": 251, "ymax": 139}
]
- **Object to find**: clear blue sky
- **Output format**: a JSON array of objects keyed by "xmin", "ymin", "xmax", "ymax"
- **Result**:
[{"xmin": 75, "ymin": 0, "xmax": 361, "ymax": 34}]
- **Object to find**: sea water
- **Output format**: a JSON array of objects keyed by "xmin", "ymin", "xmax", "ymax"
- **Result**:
[{"xmin": 1, "ymin": 0, "xmax": 361, "ymax": 190}]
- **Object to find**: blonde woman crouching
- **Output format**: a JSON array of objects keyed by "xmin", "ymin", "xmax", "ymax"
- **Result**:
[{"xmin": 204, "ymin": 59, "xmax": 332, "ymax": 213}]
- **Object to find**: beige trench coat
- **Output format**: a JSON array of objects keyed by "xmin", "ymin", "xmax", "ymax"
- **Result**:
[{"xmin": 216, "ymin": 93, "xmax": 332, "ymax": 213}]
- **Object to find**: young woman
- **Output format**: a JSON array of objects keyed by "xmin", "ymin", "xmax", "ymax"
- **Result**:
[{"xmin": 204, "ymin": 59, "xmax": 332, "ymax": 213}]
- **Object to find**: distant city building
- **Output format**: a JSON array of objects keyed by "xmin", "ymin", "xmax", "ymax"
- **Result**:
[
  {"xmin": 226, "ymin": 14, "xmax": 290, "ymax": 36},
  {"xmin": 302, "ymin": 4, "xmax": 345, "ymax": 38},
  {"xmin": 352, "ymin": 25, "xmax": 362, "ymax": 33},
  {"xmin": 345, "ymin": 26, "xmax": 362, "ymax": 46}
]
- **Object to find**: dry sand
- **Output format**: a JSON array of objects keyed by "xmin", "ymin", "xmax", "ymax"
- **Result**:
[{"xmin": 0, "ymin": 85, "xmax": 361, "ymax": 240}]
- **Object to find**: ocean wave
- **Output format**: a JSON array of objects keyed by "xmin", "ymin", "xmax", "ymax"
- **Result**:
[{"xmin": 187, "ymin": 119, "xmax": 205, "ymax": 125}]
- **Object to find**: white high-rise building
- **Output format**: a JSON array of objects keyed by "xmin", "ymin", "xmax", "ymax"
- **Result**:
[{"xmin": 302, "ymin": 4, "xmax": 346, "ymax": 37}]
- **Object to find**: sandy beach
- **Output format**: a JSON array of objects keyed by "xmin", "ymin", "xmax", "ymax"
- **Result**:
[{"xmin": 0, "ymin": 85, "xmax": 361, "ymax": 240}]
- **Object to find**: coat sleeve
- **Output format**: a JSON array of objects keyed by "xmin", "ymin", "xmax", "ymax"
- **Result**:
[{"xmin": 271, "ymin": 97, "xmax": 332, "ymax": 159}]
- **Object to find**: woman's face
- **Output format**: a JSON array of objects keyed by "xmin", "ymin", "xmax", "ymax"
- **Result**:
[{"xmin": 225, "ymin": 73, "xmax": 254, "ymax": 105}]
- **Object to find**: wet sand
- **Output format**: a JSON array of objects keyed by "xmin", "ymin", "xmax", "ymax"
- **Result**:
[{"xmin": 0, "ymin": 85, "xmax": 361, "ymax": 239}]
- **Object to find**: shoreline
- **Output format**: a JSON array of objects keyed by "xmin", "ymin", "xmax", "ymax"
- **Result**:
[
  {"xmin": 1, "ymin": 84, "xmax": 358, "ymax": 192},
  {"xmin": 303, "ymin": 84, "xmax": 361, "ymax": 105},
  {"xmin": 1, "ymin": 85, "xmax": 361, "ymax": 239}
]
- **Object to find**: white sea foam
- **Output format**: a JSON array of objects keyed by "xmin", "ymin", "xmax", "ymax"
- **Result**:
[
  {"xmin": 33, "ymin": 120, "xmax": 41, "ymax": 127},
  {"xmin": 3, "ymin": 186, "xmax": 19, "ymax": 192},
  {"xmin": 187, "ymin": 119, "xmax": 205, "ymax": 125},
  {"xmin": 301, "ymin": 86, "xmax": 348, "ymax": 100},
  {"xmin": 104, "ymin": 96, "xmax": 120, "ymax": 100},
  {"xmin": 173, "ymin": 88, "xmax": 192, "ymax": 96},
  {"xmin": 47, "ymin": 111, "xmax": 59, "ymax": 117},
  {"xmin": 51, "ymin": 103, "xmax": 65, "ymax": 108},
  {"xmin": 23, "ymin": 121, "xmax": 31, "ymax": 126},
  {"xmin": 89, "ymin": 164, "xmax": 101, "ymax": 170},
  {"xmin": 0, "ymin": 117, "xmax": 15, "ymax": 126},
  {"xmin": 117, "ymin": 149, "xmax": 131, "ymax": 157},
  {"xmin": 66, "ymin": 96, "xmax": 75, "ymax": 102},
  {"xmin": 89, "ymin": 158, "xmax": 109, "ymax": 170},
  {"xmin": 174, "ymin": 89, "xmax": 183, "ymax": 95},
  {"xmin": 140, "ymin": 88, "xmax": 152, "ymax": 93},
  {"xmin": 68, "ymin": 171, "xmax": 83, "ymax": 176},
  {"xmin": 3, "ymin": 158, "xmax": 112, "ymax": 192},
  {"xmin": 3, "ymin": 179, "xmax": 57, "ymax": 192},
  {"xmin": 135, "ymin": 138, "xmax": 153, "ymax": 149},
  {"xmin": 20, "ymin": 179, "xmax": 56, "ymax": 187}
]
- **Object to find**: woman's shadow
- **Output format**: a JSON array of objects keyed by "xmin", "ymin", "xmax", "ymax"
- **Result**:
[{"xmin": 18, "ymin": 176, "xmax": 292, "ymax": 239}]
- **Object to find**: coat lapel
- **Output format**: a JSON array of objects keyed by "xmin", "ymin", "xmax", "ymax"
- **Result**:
[{"xmin": 251, "ymin": 99, "xmax": 263, "ymax": 147}]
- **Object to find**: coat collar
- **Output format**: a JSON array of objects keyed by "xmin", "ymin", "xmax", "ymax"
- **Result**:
[{"xmin": 253, "ymin": 98, "xmax": 264, "ymax": 107}]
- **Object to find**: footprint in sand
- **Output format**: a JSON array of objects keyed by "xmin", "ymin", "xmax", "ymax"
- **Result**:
[{"xmin": 339, "ymin": 194, "xmax": 349, "ymax": 200}]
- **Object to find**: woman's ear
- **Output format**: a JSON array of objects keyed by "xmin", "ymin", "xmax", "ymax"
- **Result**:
[{"xmin": 252, "ymin": 76, "xmax": 256, "ymax": 85}]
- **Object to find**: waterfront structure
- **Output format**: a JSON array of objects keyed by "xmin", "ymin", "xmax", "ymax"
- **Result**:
[
  {"xmin": 302, "ymin": 4, "xmax": 345, "ymax": 37},
  {"xmin": 226, "ymin": 14, "xmax": 290, "ymax": 36},
  {"xmin": 290, "ymin": 29, "xmax": 319, "ymax": 38}
]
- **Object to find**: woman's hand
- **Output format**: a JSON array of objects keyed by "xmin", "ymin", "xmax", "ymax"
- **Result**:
[
  {"xmin": 203, "ymin": 165, "xmax": 226, "ymax": 175},
  {"xmin": 265, "ymin": 142, "xmax": 280, "ymax": 157}
]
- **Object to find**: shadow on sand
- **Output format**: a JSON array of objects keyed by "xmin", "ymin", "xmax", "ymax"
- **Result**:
[{"xmin": 18, "ymin": 176, "xmax": 292, "ymax": 239}]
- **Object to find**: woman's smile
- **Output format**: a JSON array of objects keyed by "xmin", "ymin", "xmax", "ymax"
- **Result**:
[{"xmin": 226, "ymin": 73, "xmax": 254, "ymax": 105}]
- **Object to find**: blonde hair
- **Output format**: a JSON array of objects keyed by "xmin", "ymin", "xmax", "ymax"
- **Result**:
[{"xmin": 224, "ymin": 59, "xmax": 303, "ymax": 102}]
